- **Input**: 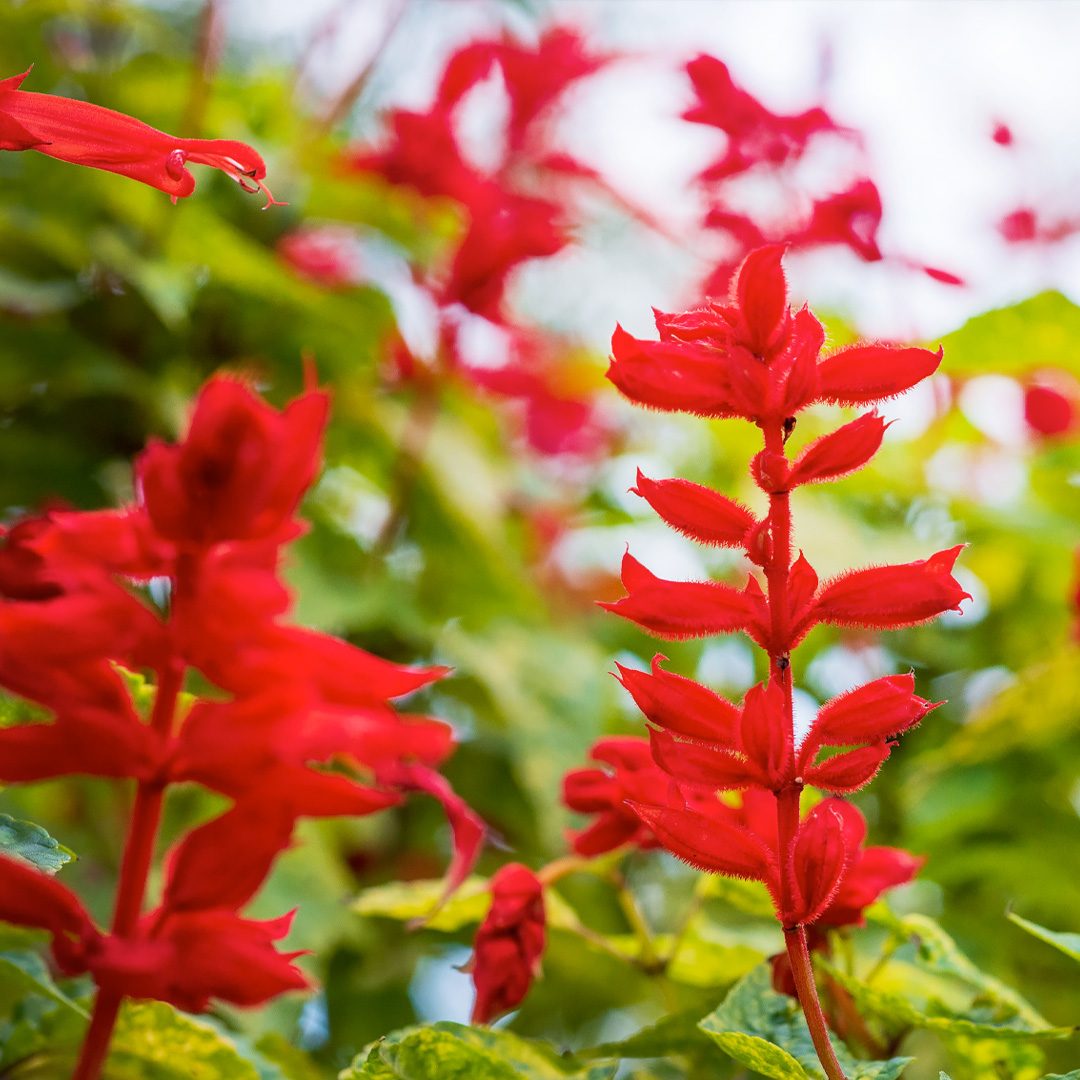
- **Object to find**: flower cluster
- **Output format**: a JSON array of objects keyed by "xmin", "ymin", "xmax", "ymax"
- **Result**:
[
  {"xmin": 0, "ymin": 67, "xmax": 282, "ymax": 206},
  {"xmin": 684, "ymin": 56, "xmax": 961, "ymax": 292},
  {"xmin": 0, "ymin": 375, "xmax": 482, "ymax": 1080},
  {"xmin": 343, "ymin": 27, "xmax": 613, "ymax": 457},
  {"xmin": 597, "ymin": 245, "xmax": 966, "ymax": 1080}
]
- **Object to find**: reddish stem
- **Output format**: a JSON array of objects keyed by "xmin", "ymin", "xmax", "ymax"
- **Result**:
[
  {"xmin": 761, "ymin": 415, "xmax": 848, "ymax": 1080},
  {"xmin": 72, "ymin": 660, "xmax": 184, "ymax": 1080},
  {"xmin": 785, "ymin": 926, "xmax": 848, "ymax": 1080}
]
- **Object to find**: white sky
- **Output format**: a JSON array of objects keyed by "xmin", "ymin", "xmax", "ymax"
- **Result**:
[{"xmin": 150, "ymin": 0, "xmax": 1080, "ymax": 344}]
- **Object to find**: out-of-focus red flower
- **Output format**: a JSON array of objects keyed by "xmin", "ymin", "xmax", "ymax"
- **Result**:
[
  {"xmin": 1024, "ymin": 371, "xmax": 1080, "ymax": 437},
  {"xmin": 999, "ymin": 207, "xmax": 1080, "ymax": 246},
  {"xmin": 277, "ymin": 226, "xmax": 360, "ymax": 289},
  {"xmin": 562, "ymin": 736, "xmax": 670, "ymax": 855},
  {"xmin": 992, "ymin": 122, "xmax": 1014, "ymax": 147},
  {"xmin": 138, "ymin": 376, "xmax": 329, "ymax": 546},
  {"xmin": 469, "ymin": 863, "xmax": 546, "ymax": 1024},
  {"xmin": 0, "ymin": 67, "xmax": 283, "ymax": 206}
]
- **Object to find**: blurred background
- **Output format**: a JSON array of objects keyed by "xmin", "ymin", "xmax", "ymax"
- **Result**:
[{"xmin": 2, "ymin": 1, "xmax": 1080, "ymax": 1077}]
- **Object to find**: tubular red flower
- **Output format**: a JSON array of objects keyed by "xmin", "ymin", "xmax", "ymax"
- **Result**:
[
  {"xmin": 786, "ymin": 802, "xmax": 853, "ymax": 926},
  {"xmin": 469, "ymin": 864, "xmax": 546, "ymax": 1024},
  {"xmin": 562, "ymin": 736, "xmax": 669, "ymax": 855},
  {"xmin": 615, "ymin": 655, "xmax": 741, "ymax": 746},
  {"xmin": 599, "ymin": 551, "xmax": 761, "ymax": 640},
  {"xmin": 138, "ymin": 377, "xmax": 329, "ymax": 546},
  {"xmin": 786, "ymin": 413, "xmax": 888, "ymax": 487},
  {"xmin": 631, "ymin": 470, "xmax": 755, "ymax": 548},
  {"xmin": 802, "ymin": 742, "xmax": 892, "ymax": 795},
  {"xmin": 0, "ymin": 68, "xmax": 283, "ymax": 206},
  {"xmin": 815, "ymin": 546, "xmax": 970, "ymax": 630}
]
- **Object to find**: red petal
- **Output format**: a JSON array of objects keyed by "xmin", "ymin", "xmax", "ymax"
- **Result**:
[
  {"xmin": 786, "ymin": 413, "xmax": 886, "ymax": 487},
  {"xmin": 734, "ymin": 245, "xmax": 789, "ymax": 357},
  {"xmin": 803, "ymin": 674, "xmax": 931, "ymax": 754},
  {"xmin": 739, "ymin": 681, "xmax": 791, "ymax": 786},
  {"xmin": 608, "ymin": 325, "xmax": 734, "ymax": 417},
  {"xmin": 775, "ymin": 312, "xmax": 824, "ymax": 415},
  {"xmin": 649, "ymin": 727, "xmax": 761, "ymax": 790},
  {"xmin": 567, "ymin": 812, "xmax": 642, "ymax": 857},
  {"xmin": 632, "ymin": 471, "xmax": 754, "ymax": 547},
  {"xmin": 815, "ymin": 546, "xmax": 971, "ymax": 630},
  {"xmin": 615, "ymin": 655, "xmax": 741, "ymax": 746},
  {"xmin": 803, "ymin": 742, "xmax": 891, "ymax": 794},
  {"xmin": 629, "ymin": 803, "xmax": 775, "ymax": 881},
  {"xmin": 0, "ymin": 853, "xmax": 93, "ymax": 939},
  {"xmin": 562, "ymin": 767, "xmax": 620, "ymax": 813},
  {"xmin": 815, "ymin": 344, "xmax": 943, "ymax": 406},
  {"xmin": 600, "ymin": 551, "xmax": 758, "ymax": 640}
]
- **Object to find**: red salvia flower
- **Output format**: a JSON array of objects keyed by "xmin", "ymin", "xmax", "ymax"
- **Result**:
[
  {"xmin": 602, "ymin": 246, "xmax": 956, "ymax": 1080},
  {"xmin": 562, "ymin": 736, "xmax": 669, "ymax": 855},
  {"xmin": 0, "ymin": 375, "xmax": 484, "ymax": 1080},
  {"xmin": 469, "ymin": 863, "xmax": 546, "ymax": 1024},
  {"xmin": 0, "ymin": 68, "xmax": 283, "ymax": 206}
]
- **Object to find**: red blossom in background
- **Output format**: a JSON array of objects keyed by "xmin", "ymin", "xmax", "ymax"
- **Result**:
[
  {"xmin": 561, "ymin": 736, "xmax": 669, "ymax": 855},
  {"xmin": 0, "ymin": 67, "xmax": 283, "ymax": 206},
  {"xmin": 600, "ymin": 246, "xmax": 960, "ymax": 1080},
  {"xmin": 469, "ymin": 863, "xmax": 546, "ymax": 1024},
  {"xmin": 0, "ymin": 374, "xmax": 483, "ymax": 1080}
]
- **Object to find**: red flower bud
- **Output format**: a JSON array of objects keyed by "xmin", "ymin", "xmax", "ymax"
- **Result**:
[
  {"xmin": 787, "ymin": 553, "xmax": 819, "ymax": 624},
  {"xmin": 632, "ymin": 470, "xmax": 755, "ymax": 547},
  {"xmin": 734, "ymin": 245, "xmax": 789, "ymax": 358},
  {"xmin": 599, "ymin": 551, "xmax": 760, "ymax": 640},
  {"xmin": 786, "ymin": 412, "xmax": 887, "ymax": 487},
  {"xmin": 608, "ymin": 326, "xmax": 734, "ymax": 416},
  {"xmin": 470, "ymin": 864, "xmax": 545, "ymax": 1024},
  {"xmin": 802, "ymin": 674, "xmax": 932, "ymax": 755},
  {"xmin": 814, "ymin": 343, "xmax": 943, "ymax": 406},
  {"xmin": 751, "ymin": 449, "xmax": 790, "ymax": 493},
  {"xmin": 739, "ymin": 681, "xmax": 792, "ymax": 788},
  {"xmin": 815, "ymin": 546, "xmax": 970, "ymax": 630},
  {"xmin": 786, "ymin": 802, "xmax": 852, "ymax": 925},
  {"xmin": 802, "ymin": 741, "xmax": 891, "ymax": 794}
]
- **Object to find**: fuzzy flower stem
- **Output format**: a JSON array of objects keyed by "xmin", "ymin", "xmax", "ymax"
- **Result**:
[
  {"xmin": 762, "ymin": 414, "xmax": 847, "ymax": 1080},
  {"xmin": 784, "ymin": 925, "xmax": 849, "ymax": 1080}
]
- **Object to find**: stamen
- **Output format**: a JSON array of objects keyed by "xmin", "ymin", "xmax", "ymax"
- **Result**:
[{"xmin": 255, "ymin": 177, "xmax": 288, "ymax": 210}]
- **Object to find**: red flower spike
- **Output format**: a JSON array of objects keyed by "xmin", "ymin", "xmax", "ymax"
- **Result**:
[
  {"xmin": 816, "ymin": 546, "xmax": 970, "ymax": 630},
  {"xmin": 815, "ymin": 343, "xmax": 943, "ymax": 406},
  {"xmin": 0, "ymin": 68, "xmax": 283, "ymax": 206},
  {"xmin": 608, "ymin": 326, "xmax": 736, "ymax": 417},
  {"xmin": 787, "ymin": 802, "xmax": 852, "ymax": 926},
  {"xmin": 562, "ymin": 736, "xmax": 668, "ymax": 856},
  {"xmin": 615, "ymin": 655, "xmax": 741, "ymax": 746},
  {"xmin": 734, "ymin": 244, "xmax": 790, "ymax": 358},
  {"xmin": 802, "ymin": 741, "xmax": 892, "ymax": 794},
  {"xmin": 632, "ymin": 471, "xmax": 755, "ymax": 548},
  {"xmin": 739, "ymin": 681, "xmax": 792, "ymax": 787},
  {"xmin": 600, "ymin": 551, "xmax": 760, "ymax": 640},
  {"xmin": 649, "ymin": 727, "xmax": 762, "ymax": 791},
  {"xmin": 470, "ymin": 863, "xmax": 546, "ymax": 1024},
  {"xmin": 139, "ymin": 377, "xmax": 329, "ymax": 546},
  {"xmin": 629, "ymin": 803, "xmax": 777, "ymax": 882},
  {"xmin": 801, "ymin": 674, "xmax": 932, "ymax": 756},
  {"xmin": 786, "ymin": 413, "xmax": 887, "ymax": 487}
]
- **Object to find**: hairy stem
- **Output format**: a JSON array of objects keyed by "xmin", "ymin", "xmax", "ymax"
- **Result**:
[{"xmin": 784, "ymin": 927, "xmax": 848, "ymax": 1080}]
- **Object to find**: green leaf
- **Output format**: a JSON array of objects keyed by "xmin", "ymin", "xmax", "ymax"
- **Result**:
[
  {"xmin": 696, "ymin": 874, "xmax": 777, "ymax": 918},
  {"xmin": 352, "ymin": 876, "xmax": 491, "ymax": 932},
  {"xmin": 698, "ymin": 965, "xmax": 911, "ymax": 1080},
  {"xmin": 340, "ymin": 1022, "xmax": 616, "ymax": 1080},
  {"xmin": 1008, "ymin": 912, "xmax": 1080, "ymax": 965},
  {"xmin": 0, "ymin": 814, "xmax": 72, "ymax": 873},
  {"xmin": 253, "ymin": 1034, "xmax": 324, "ymax": 1080},
  {"xmin": 105, "ymin": 1000, "xmax": 260, "ymax": 1080},
  {"xmin": 0, "ymin": 950, "xmax": 88, "ymax": 1017}
]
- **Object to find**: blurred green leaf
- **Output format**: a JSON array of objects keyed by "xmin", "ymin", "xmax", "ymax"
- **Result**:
[
  {"xmin": 1008, "ymin": 912, "xmax": 1080, "ymax": 966},
  {"xmin": 0, "ymin": 951, "xmax": 87, "ymax": 1018}
]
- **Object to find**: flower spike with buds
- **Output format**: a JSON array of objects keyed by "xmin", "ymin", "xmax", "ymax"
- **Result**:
[{"xmin": 601, "ymin": 245, "xmax": 963, "ymax": 1080}]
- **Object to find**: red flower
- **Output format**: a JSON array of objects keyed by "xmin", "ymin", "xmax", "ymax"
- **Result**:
[
  {"xmin": 0, "ymin": 68, "xmax": 283, "ymax": 206},
  {"xmin": 562, "ymin": 736, "xmax": 669, "ymax": 855},
  {"xmin": 469, "ymin": 864, "xmax": 546, "ymax": 1024},
  {"xmin": 278, "ymin": 227, "xmax": 360, "ymax": 289},
  {"xmin": 138, "ymin": 376, "xmax": 329, "ymax": 546}
]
